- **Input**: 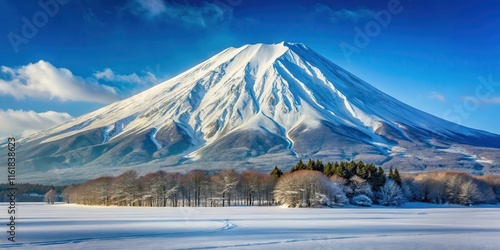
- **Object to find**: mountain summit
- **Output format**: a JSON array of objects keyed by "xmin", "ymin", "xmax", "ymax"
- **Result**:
[{"xmin": 12, "ymin": 42, "xmax": 500, "ymax": 183}]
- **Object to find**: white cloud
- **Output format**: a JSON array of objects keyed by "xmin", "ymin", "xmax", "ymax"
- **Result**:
[
  {"xmin": 0, "ymin": 109, "xmax": 73, "ymax": 138},
  {"xmin": 483, "ymin": 97, "xmax": 500, "ymax": 104},
  {"xmin": 0, "ymin": 61, "xmax": 160, "ymax": 138},
  {"xmin": 428, "ymin": 91, "xmax": 446, "ymax": 102},
  {"xmin": 0, "ymin": 60, "xmax": 121, "ymax": 104},
  {"xmin": 95, "ymin": 68, "xmax": 157, "ymax": 85},
  {"xmin": 132, "ymin": 0, "xmax": 229, "ymax": 27},
  {"xmin": 314, "ymin": 3, "xmax": 375, "ymax": 22}
]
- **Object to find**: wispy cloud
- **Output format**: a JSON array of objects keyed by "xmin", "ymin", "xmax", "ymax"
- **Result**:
[
  {"xmin": 427, "ymin": 91, "xmax": 446, "ymax": 102},
  {"xmin": 133, "ymin": 0, "xmax": 167, "ymax": 17},
  {"xmin": 313, "ymin": 3, "xmax": 375, "ymax": 22},
  {"xmin": 83, "ymin": 8, "xmax": 104, "ymax": 26},
  {"xmin": 468, "ymin": 96, "xmax": 500, "ymax": 105},
  {"xmin": 482, "ymin": 97, "xmax": 500, "ymax": 104},
  {"xmin": 94, "ymin": 68, "xmax": 158, "ymax": 97},
  {"xmin": 0, "ymin": 60, "xmax": 120, "ymax": 104},
  {"xmin": 95, "ymin": 68, "xmax": 157, "ymax": 85},
  {"xmin": 0, "ymin": 109, "xmax": 73, "ymax": 137},
  {"xmin": 131, "ymin": 0, "xmax": 230, "ymax": 27}
]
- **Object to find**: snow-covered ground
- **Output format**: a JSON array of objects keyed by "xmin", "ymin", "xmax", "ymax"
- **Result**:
[{"xmin": 1, "ymin": 202, "xmax": 499, "ymax": 249}]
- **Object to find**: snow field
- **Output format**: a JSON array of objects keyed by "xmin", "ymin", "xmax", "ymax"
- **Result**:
[{"xmin": 1, "ymin": 202, "xmax": 499, "ymax": 249}]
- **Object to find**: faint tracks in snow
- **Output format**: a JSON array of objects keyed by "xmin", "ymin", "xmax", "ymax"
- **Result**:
[
  {"xmin": 0, "ymin": 219, "xmax": 237, "ymax": 248},
  {"xmin": 179, "ymin": 230, "xmax": 500, "ymax": 250},
  {"xmin": 213, "ymin": 219, "xmax": 238, "ymax": 232}
]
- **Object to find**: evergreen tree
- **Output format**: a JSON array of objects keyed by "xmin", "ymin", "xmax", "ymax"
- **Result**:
[
  {"xmin": 393, "ymin": 168, "xmax": 402, "ymax": 186},
  {"xmin": 357, "ymin": 162, "xmax": 378, "ymax": 180},
  {"xmin": 314, "ymin": 159, "xmax": 324, "ymax": 173},
  {"xmin": 368, "ymin": 167, "xmax": 386, "ymax": 191},
  {"xmin": 388, "ymin": 167, "xmax": 401, "ymax": 186},
  {"xmin": 323, "ymin": 162, "xmax": 334, "ymax": 176},
  {"xmin": 290, "ymin": 159, "xmax": 306, "ymax": 172},
  {"xmin": 306, "ymin": 159, "xmax": 315, "ymax": 171},
  {"xmin": 332, "ymin": 162, "xmax": 341, "ymax": 177},
  {"xmin": 347, "ymin": 161, "xmax": 357, "ymax": 179},
  {"xmin": 270, "ymin": 166, "xmax": 284, "ymax": 178},
  {"xmin": 335, "ymin": 162, "xmax": 351, "ymax": 179}
]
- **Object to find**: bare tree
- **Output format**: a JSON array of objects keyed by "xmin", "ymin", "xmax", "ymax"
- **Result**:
[
  {"xmin": 330, "ymin": 175, "xmax": 350, "ymax": 192},
  {"xmin": 426, "ymin": 172, "xmax": 446, "ymax": 204},
  {"xmin": 111, "ymin": 170, "xmax": 139, "ymax": 206},
  {"xmin": 378, "ymin": 179, "xmax": 405, "ymax": 206},
  {"xmin": 256, "ymin": 173, "xmax": 277, "ymax": 206},
  {"xmin": 474, "ymin": 175, "xmax": 498, "ymax": 204},
  {"xmin": 274, "ymin": 170, "xmax": 347, "ymax": 208},
  {"xmin": 479, "ymin": 175, "xmax": 500, "ymax": 201},
  {"xmin": 445, "ymin": 172, "xmax": 468, "ymax": 204},
  {"xmin": 211, "ymin": 170, "xmax": 239, "ymax": 207},
  {"xmin": 400, "ymin": 174, "xmax": 415, "ymax": 201},
  {"xmin": 44, "ymin": 189, "xmax": 57, "ymax": 204},
  {"xmin": 140, "ymin": 172, "xmax": 160, "ymax": 207},
  {"xmin": 61, "ymin": 185, "xmax": 74, "ymax": 204},
  {"xmin": 274, "ymin": 171, "xmax": 301, "ymax": 207},
  {"xmin": 182, "ymin": 170, "xmax": 208, "ymax": 207},
  {"xmin": 240, "ymin": 171, "xmax": 260, "ymax": 206},
  {"xmin": 412, "ymin": 173, "xmax": 436, "ymax": 202},
  {"xmin": 139, "ymin": 171, "xmax": 181, "ymax": 207},
  {"xmin": 459, "ymin": 180, "xmax": 479, "ymax": 205},
  {"xmin": 86, "ymin": 177, "xmax": 113, "ymax": 205},
  {"xmin": 349, "ymin": 175, "xmax": 373, "ymax": 199},
  {"xmin": 164, "ymin": 172, "xmax": 181, "ymax": 207},
  {"xmin": 327, "ymin": 183, "xmax": 348, "ymax": 207},
  {"xmin": 328, "ymin": 175, "xmax": 350, "ymax": 206}
]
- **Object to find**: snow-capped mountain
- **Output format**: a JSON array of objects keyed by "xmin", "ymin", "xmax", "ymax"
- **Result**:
[{"xmin": 10, "ymin": 42, "xmax": 500, "ymax": 183}]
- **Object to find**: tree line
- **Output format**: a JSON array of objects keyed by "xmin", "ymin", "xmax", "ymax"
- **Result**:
[
  {"xmin": 401, "ymin": 171, "xmax": 499, "ymax": 205},
  {"xmin": 59, "ymin": 159, "xmax": 500, "ymax": 207},
  {"xmin": 62, "ymin": 169, "xmax": 276, "ymax": 207},
  {"xmin": 0, "ymin": 183, "xmax": 64, "ymax": 202}
]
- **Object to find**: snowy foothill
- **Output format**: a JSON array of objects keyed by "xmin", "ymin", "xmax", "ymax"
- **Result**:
[{"xmin": 1, "ymin": 202, "xmax": 499, "ymax": 249}]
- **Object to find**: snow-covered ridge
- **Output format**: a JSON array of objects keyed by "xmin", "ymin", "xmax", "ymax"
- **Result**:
[{"xmin": 438, "ymin": 146, "xmax": 493, "ymax": 164}]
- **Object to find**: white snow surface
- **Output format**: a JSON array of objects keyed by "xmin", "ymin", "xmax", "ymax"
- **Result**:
[
  {"xmin": 19, "ymin": 42, "xmax": 491, "ymax": 156},
  {"xmin": 1, "ymin": 202, "xmax": 499, "ymax": 249}
]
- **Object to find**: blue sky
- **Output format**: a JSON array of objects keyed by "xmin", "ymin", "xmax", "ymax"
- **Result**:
[{"xmin": 0, "ymin": 0, "xmax": 499, "ymax": 137}]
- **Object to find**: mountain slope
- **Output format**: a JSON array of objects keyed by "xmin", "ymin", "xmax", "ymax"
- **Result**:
[{"xmin": 8, "ymin": 42, "xmax": 500, "ymax": 183}]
